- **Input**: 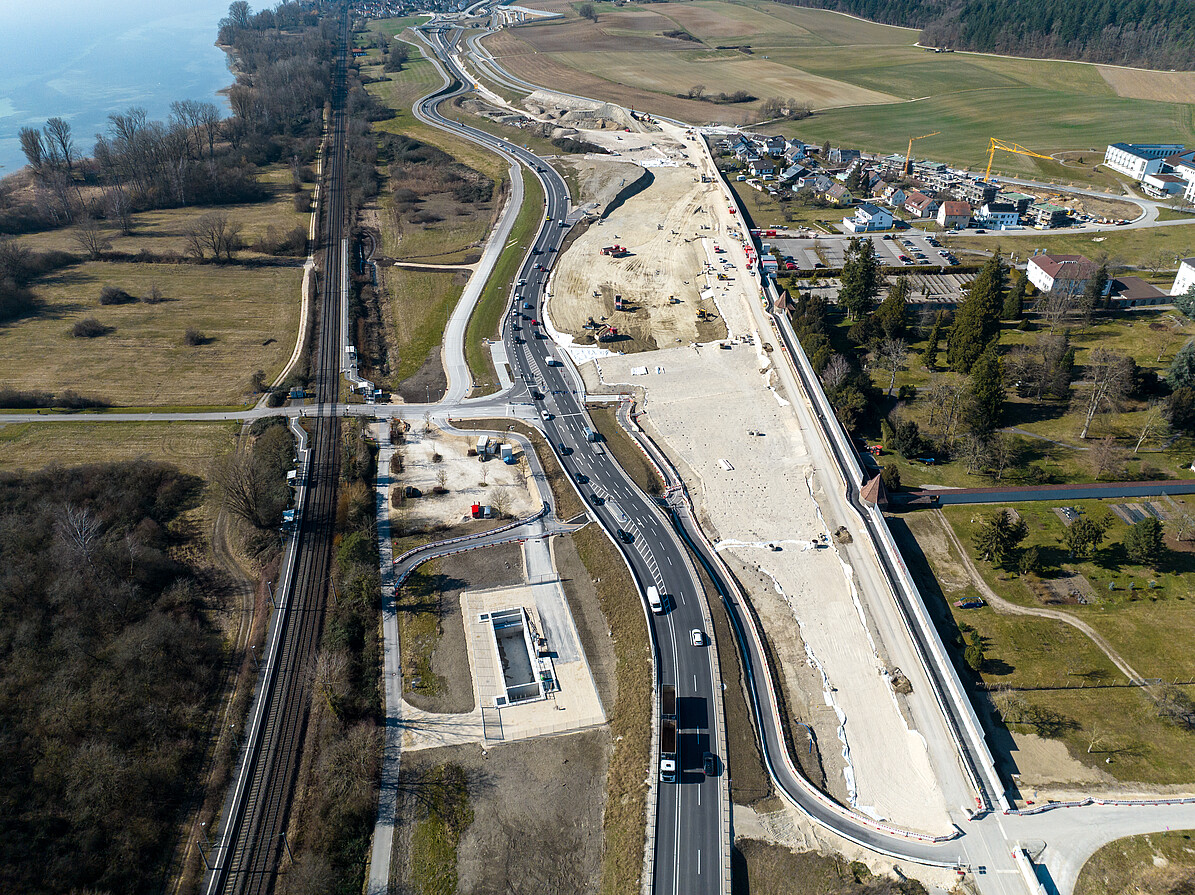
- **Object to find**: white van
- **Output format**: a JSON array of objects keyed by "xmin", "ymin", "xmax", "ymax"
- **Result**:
[{"xmin": 646, "ymin": 586, "xmax": 664, "ymax": 614}]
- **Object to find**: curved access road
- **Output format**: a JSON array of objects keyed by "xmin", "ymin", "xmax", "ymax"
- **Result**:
[{"xmin": 415, "ymin": 19, "xmax": 732, "ymax": 895}]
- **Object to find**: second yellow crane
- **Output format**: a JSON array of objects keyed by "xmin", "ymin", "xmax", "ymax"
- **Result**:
[{"xmin": 984, "ymin": 138, "xmax": 1055, "ymax": 180}]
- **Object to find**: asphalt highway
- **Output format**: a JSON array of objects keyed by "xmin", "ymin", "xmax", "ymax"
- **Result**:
[{"xmin": 417, "ymin": 23, "xmax": 729, "ymax": 895}]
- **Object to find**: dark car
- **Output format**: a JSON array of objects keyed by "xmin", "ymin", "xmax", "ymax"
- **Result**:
[
  {"xmin": 558, "ymin": 443, "xmax": 572, "ymax": 456},
  {"xmin": 703, "ymin": 752, "xmax": 718, "ymax": 776},
  {"xmin": 515, "ymin": 337, "xmax": 525, "ymax": 344},
  {"xmin": 531, "ymin": 389, "xmax": 544, "ymax": 400},
  {"xmin": 573, "ymin": 472, "xmax": 589, "ymax": 484},
  {"xmin": 586, "ymin": 493, "xmax": 603, "ymax": 505},
  {"xmin": 616, "ymin": 528, "xmax": 632, "ymax": 543}
]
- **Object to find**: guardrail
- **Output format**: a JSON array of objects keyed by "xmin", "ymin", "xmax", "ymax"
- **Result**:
[
  {"xmin": 761, "ymin": 277, "xmax": 1007, "ymax": 814},
  {"xmin": 611, "ymin": 393, "xmax": 964, "ymax": 855}
]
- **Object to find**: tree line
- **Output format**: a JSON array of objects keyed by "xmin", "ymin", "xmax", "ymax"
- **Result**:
[
  {"xmin": 0, "ymin": 462, "xmax": 221, "ymax": 894},
  {"xmin": 777, "ymin": 0, "xmax": 1195, "ymax": 68}
]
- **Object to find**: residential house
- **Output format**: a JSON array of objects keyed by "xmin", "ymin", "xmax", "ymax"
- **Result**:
[
  {"xmin": 1103, "ymin": 142, "xmax": 1185, "ymax": 180},
  {"xmin": 825, "ymin": 183, "xmax": 853, "ymax": 205},
  {"xmin": 912, "ymin": 160, "xmax": 948, "ymax": 181},
  {"xmin": 883, "ymin": 186, "xmax": 908, "ymax": 209},
  {"xmin": 1173, "ymin": 258, "xmax": 1195, "ymax": 296},
  {"xmin": 1027, "ymin": 253, "xmax": 1102, "ymax": 295},
  {"xmin": 783, "ymin": 140, "xmax": 808, "ymax": 163},
  {"xmin": 937, "ymin": 200, "xmax": 971, "ymax": 230},
  {"xmin": 803, "ymin": 174, "xmax": 835, "ymax": 194},
  {"xmin": 1108, "ymin": 276, "xmax": 1167, "ymax": 309},
  {"xmin": 903, "ymin": 191, "xmax": 939, "ymax": 219},
  {"xmin": 778, "ymin": 164, "xmax": 809, "ymax": 184},
  {"xmin": 828, "ymin": 147, "xmax": 860, "ymax": 166},
  {"xmin": 976, "ymin": 202, "xmax": 1020, "ymax": 229},
  {"xmin": 764, "ymin": 135, "xmax": 788, "ymax": 157},
  {"xmin": 843, "ymin": 202, "xmax": 893, "ymax": 233},
  {"xmin": 749, "ymin": 158, "xmax": 776, "ymax": 178},
  {"xmin": 1028, "ymin": 202, "xmax": 1067, "ymax": 228},
  {"xmin": 735, "ymin": 145, "xmax": 761, "ymax": 164}
]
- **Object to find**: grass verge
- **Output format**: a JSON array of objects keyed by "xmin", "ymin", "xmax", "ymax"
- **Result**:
[
  {"xmin": 409, "ymin": 763, "xmax": 473, "ymax": 895},
  {"xmin": 0, "ymin": 420, "xmax": 237, "ymax": 471},
  {"xmin": 571, "ymin": 522, "xmax": 652, "ymax": 895},
  {"xmin": 586, "ymin": 404, "xmax": 666, "ymax": 497},
  {"xmin": 464, "ymin": 168, "xmax": 544, "ymax": 394},
  {"xmin": 386, "ymin": 267, "xmax": 466, "ymax": 383},
  {"xmin": 1075, "ymin": 829, "xmax": 1195, "ymax": 895}
]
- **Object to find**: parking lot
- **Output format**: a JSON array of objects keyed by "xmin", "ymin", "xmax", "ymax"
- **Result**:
[{"xmin": 772, "ymin": 231, "xmax": 959, "ymax": 272}]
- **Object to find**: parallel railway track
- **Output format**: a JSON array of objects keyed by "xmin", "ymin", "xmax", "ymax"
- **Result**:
[{"xmin": 204, "ymin": 6, "xmax": 350, "ymax": 894}]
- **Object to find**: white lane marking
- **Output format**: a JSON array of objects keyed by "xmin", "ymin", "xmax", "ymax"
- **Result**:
[{"xmin": 697, "ymin": 849, "xmax": 701, "ymax": 875}]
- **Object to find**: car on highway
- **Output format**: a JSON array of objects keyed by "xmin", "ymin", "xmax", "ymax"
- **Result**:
[
  {"xmin": 531, "ymin": 389, "xmax": 544, "ymax": 400},
  {"xmin": 587, "ymin": 493, "xmax": 603, "ymax": 505},
  {"xmin": 558, "ymin": 442, "xmax": 572, "ymax": 456},
  {"xmin": 573, "ymin": 472, "xmax": 589, "ymax": 484},
  {"xmin": 703, "ymin": 752, "xmax": 717, "ymax": 776},
  {"xmin": 540, "ymin": 410, "xmax": 554, "ymax": 421},
  {"xmin": 690, "ymin": 629, "xmax": 704, "ymax": 646},
  {"xmin": 616, "ymin": 528, "xmax": 632, "ymax": 543}
]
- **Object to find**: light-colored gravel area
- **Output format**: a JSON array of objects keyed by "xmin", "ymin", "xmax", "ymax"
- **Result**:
[{"xmin": 591, "ymin": 341, "xmax": 951, "ymax": 834}]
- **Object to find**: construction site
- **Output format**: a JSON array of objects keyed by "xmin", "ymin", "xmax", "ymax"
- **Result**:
[{"xmin": 455, "ymin": 72, "xmax": 968, "ymax": 854}]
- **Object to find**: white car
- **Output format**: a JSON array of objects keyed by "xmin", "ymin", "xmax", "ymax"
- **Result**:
[
  {"xmin": 540, "ymin": 410, "xmax": 554, "ymax": 421},
  {"xmin": 690, "ymin": 629, "xmax": 704, "ymax": 647}
]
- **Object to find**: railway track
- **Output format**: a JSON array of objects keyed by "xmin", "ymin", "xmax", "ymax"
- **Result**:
[{"xmin": 203, "ymin": 6, "xmax": 350, "ymax": 895}]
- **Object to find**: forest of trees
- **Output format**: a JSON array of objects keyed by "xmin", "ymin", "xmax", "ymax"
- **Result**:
[
  {"xmin": 0, "ymin": 462, "xmax": 221, "ymax": 894},
  {"xmin": 780, "ymin": 0, "xmax": 1195, "ymax": 69}
]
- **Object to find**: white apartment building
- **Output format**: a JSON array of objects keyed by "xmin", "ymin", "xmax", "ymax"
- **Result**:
[
  {"xmin": 1173, "ymin": 258, "xmax": 1195, "ymax": 297},
  {"xmin": 1103, "ymin": 142, "xmax": 1185, "ymax": 180}
]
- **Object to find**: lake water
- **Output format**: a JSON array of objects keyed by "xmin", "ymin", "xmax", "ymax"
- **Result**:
[{"xmin": 0, "ymin": 0, "xmax": 234, "ymax": 174}]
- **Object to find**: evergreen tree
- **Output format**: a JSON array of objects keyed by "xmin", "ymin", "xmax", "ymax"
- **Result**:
[
  {"xmin": 1124, "ymin": 516, "xmax": 1165, "ymax": 567},
  {"xmin": 921, "ymin": 310, "xmax": 944, "ymax": 369},
  {"xmin": 947, "ymin": 252, "xmax": 1006, "ymax": 373},
  {"xmin": 1174, "ymin": 287, "xmax": 1195, "ymax": 321},
  {"xmin": 839, "ymin": 237, "xmax": 880, "ymax": 320},
  {"xmin": 966, "ymin": 346, "xmax": 1005, "ymax": 437},
  {"xmin": 875, "ymin": 276, "xmax": 909, "ymax": 339},
  {"xmin": 1062, "ymin": 515, "xmax": 1109, "ymax": 559},
  {"xmin": 1168, "ymin": 339, "xmax": 1195, "ymax": 390},
  {"xmin": 973, "ymin": 508, "xmax": 1028, "ymax": 568},
  {"xmin": 1002, "ymin": 271, "xmax": 1025, "ymax": 320},
  {"xmin": 1080, "ymin": 261, "xmax": 1109, "ymax": 320}
]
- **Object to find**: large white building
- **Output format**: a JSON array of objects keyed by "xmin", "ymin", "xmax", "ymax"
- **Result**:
[
  {"xmin": 1173, "ymin": 258, "xmax": 1195, "ymax": 297},
  {"xmin": 1103, "ymin": 143, "xmax": 1185, "ymax": 180},
  {"xmin": 1027, "ymin": 253, "xmax": 1100, "ymax": 295}
]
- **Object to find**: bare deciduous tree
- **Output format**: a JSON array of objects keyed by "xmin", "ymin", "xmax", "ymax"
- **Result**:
[
  {"xmin": 820, "ymin": 354, "xmax": 850, "ymax": 392},
  {"xmin": 55, "ymin": 504, "xmax": 103, "ymax": 567},
  {"xmin": 1076, "ymin": 348, "xmax": 1133, "ymax": 439},
  {"xmin": 72, "ymin": 215, "xmax": 112, "ymax": 260},
  {"xmin": 184, "ymin": 212, "xmax": 243, "ymax": 262},
  {"xmin": 876, "ymin": 337, "xmax": 908, "ymax": 397}
]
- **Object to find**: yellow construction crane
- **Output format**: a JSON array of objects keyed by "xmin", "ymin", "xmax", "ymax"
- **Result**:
[
  {"xmin": 904, "ymin": 131, "xmax": 940, "ymax": 174},
  {"xmin": 984, "ymin": 137, "xmax": 1055, "ymax": 180}
]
